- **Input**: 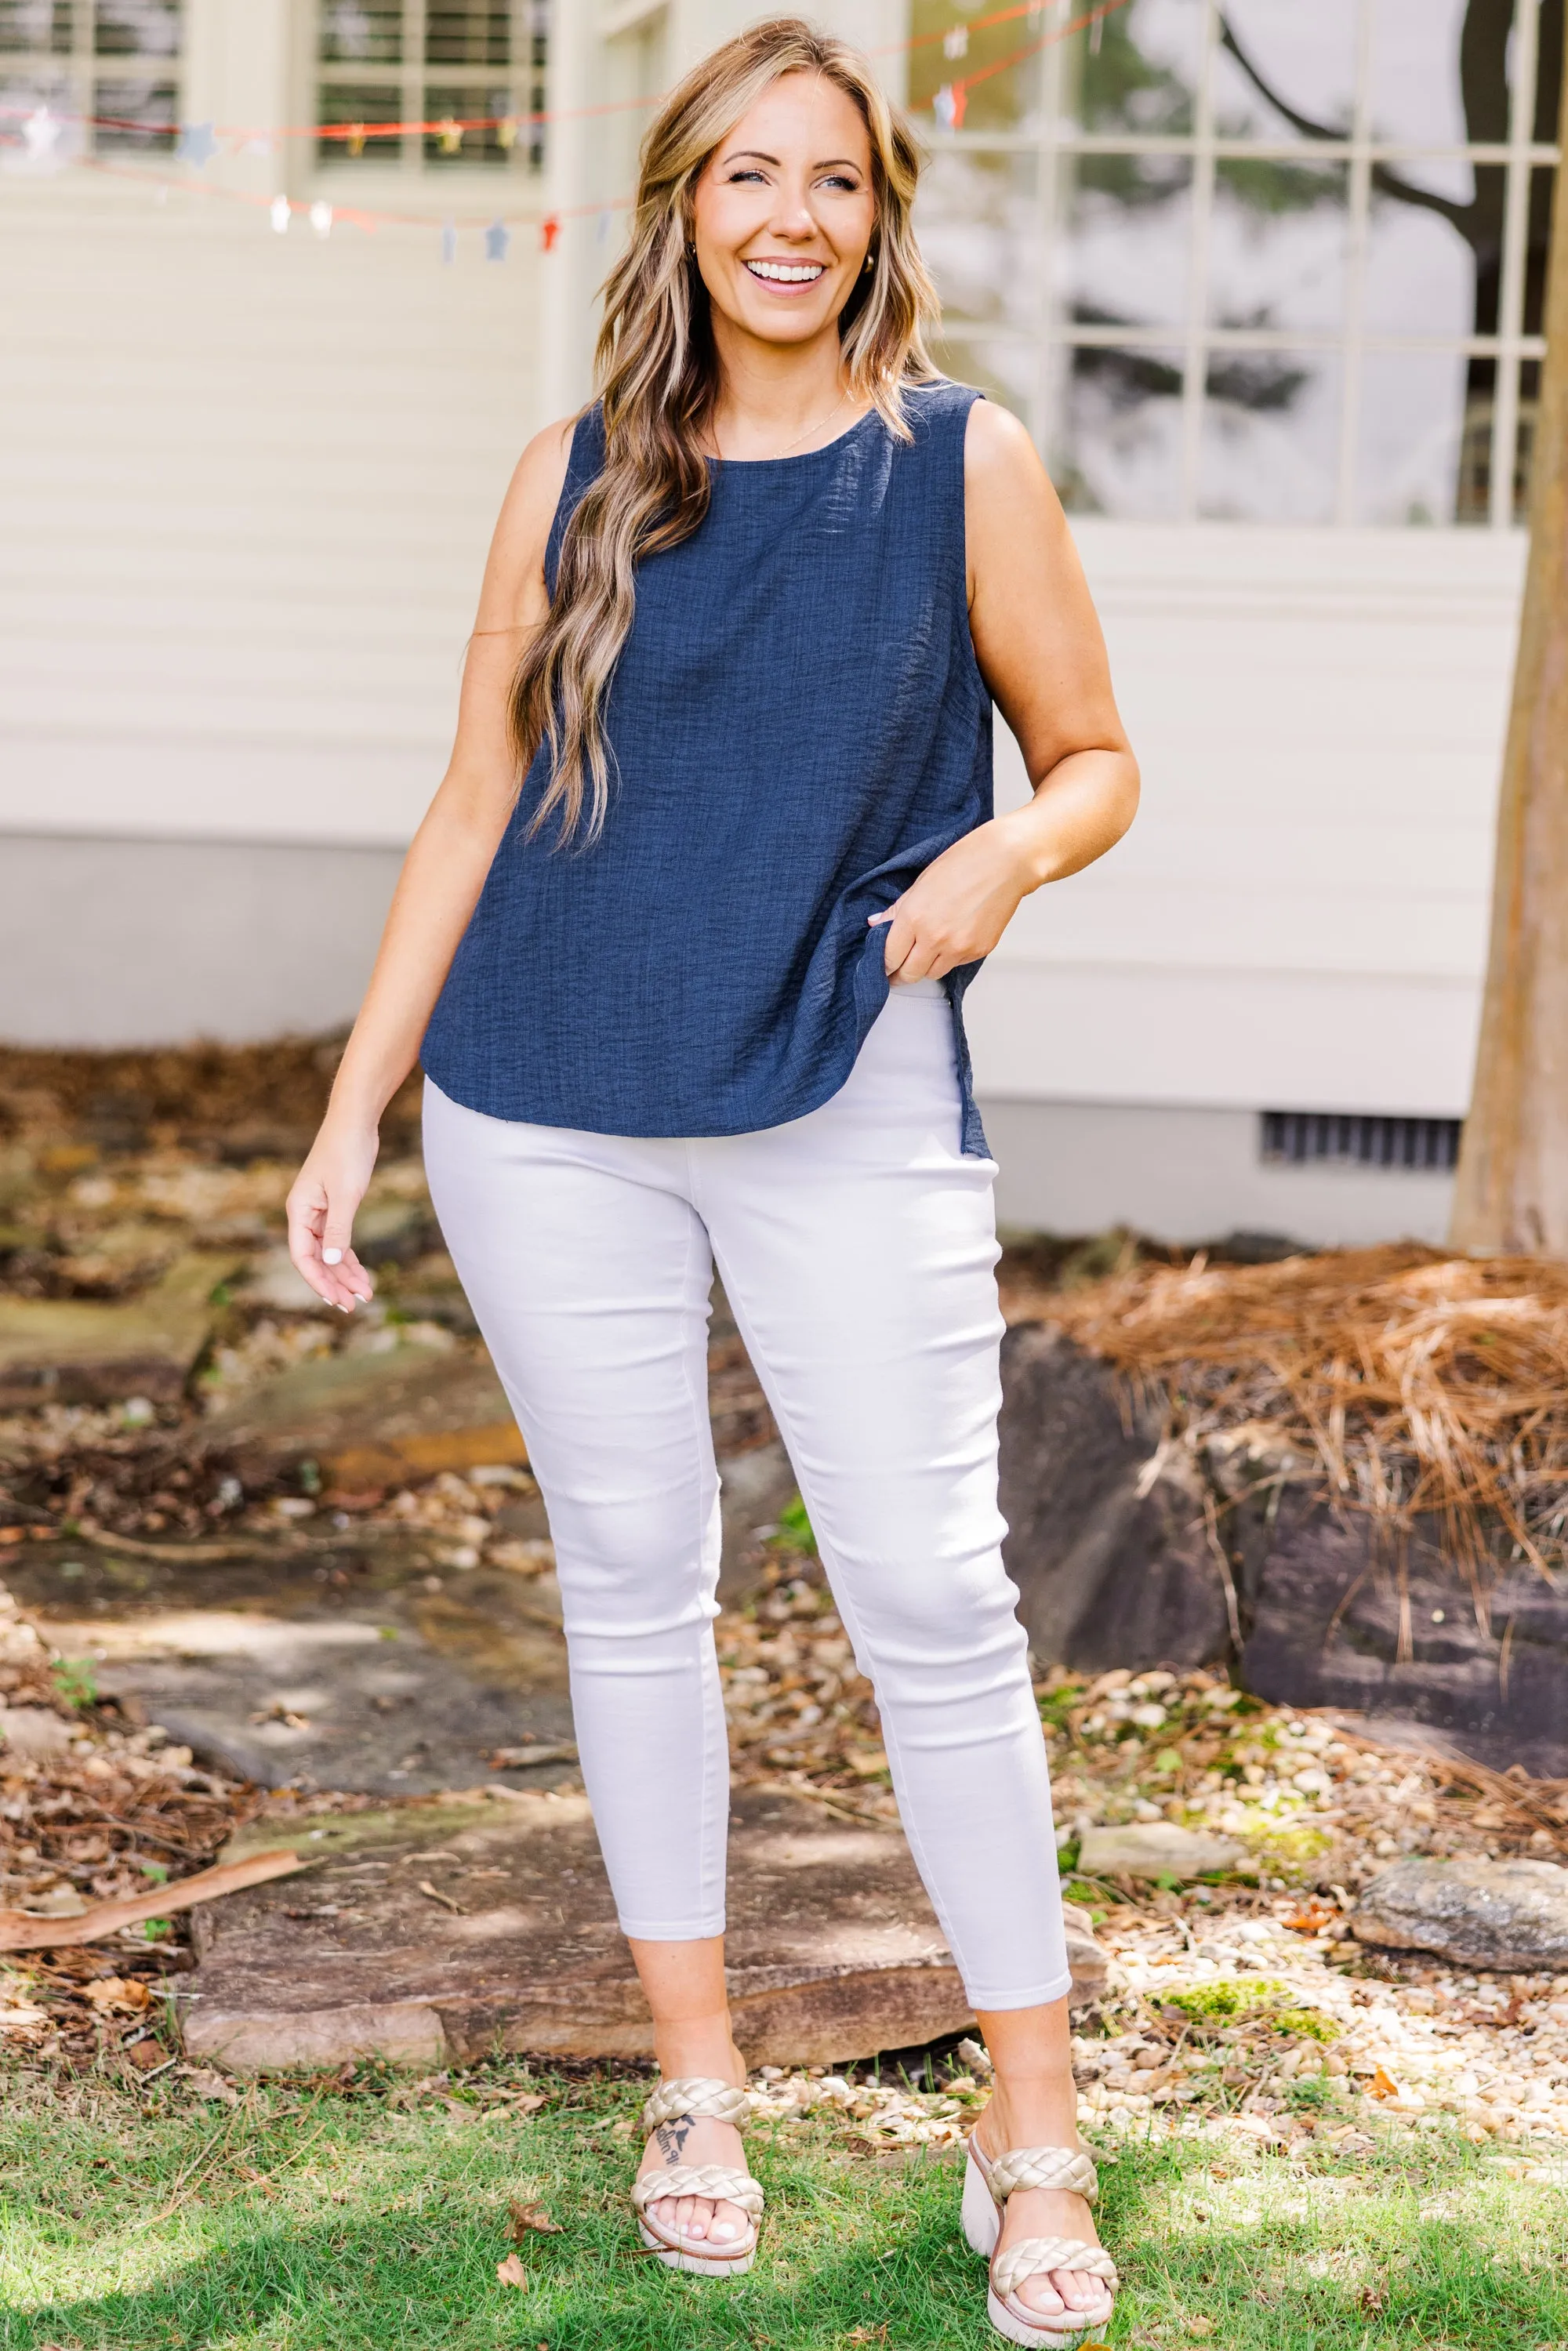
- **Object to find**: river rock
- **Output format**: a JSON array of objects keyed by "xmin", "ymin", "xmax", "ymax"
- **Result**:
[
  {"xmin": 1352, "ymin": 1856, "xmax": 1568, "ymax": 1972},
  {"xmin": 1076, "ymin": 1822, "xmax": 1247, "ymax": 1881}
]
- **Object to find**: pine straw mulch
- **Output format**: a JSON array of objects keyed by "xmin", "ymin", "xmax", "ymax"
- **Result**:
[{"xmin": 1033, "ymin": 1243, "xmax": 1568, "ymax": 1584}]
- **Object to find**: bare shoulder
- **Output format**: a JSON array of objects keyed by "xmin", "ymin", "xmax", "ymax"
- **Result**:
[
  {"xmin": 963, "ymin": 397, "xmax": 1061, "ymax": 519},
  {"xmin": 499, "ymin": 415, "xmax": 579, "ymax": 551},
  {"xmin": 475, "ymin": 415, "xmax": 579, "ymax": 631}
]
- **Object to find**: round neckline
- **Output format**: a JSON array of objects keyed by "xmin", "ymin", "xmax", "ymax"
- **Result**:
[{"xmin": 706, "ymin": 404, "xmax": 882, "ymax": 471}]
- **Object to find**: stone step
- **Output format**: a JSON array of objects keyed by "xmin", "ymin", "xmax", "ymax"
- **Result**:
[{"xmin": 184, "ymin": 1786, "xmax": 1107, "ymax": 2071}]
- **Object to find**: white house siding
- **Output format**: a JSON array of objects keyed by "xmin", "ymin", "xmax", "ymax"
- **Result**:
[
  {"xmin": 0, "ymin": 167, "xmax": 541, "ymax": 1040},
  {"xmin": 0, "ymin": 0, "xmax": 1530, "ymax": 1249}
]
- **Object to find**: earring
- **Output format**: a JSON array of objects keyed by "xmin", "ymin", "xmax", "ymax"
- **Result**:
[
  {"xmin": 687, "ymin": 240, "xmax": 697, "ymax": 256},
  {"xmin": 862, "ymin": 249, "xmax": 876, "ymax": 274}
]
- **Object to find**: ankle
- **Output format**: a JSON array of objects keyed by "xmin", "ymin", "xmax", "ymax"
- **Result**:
[
  {"xmin": 981, "ymin": 2066, "xmax": 1082, "ymax": 2153},
  {"xmin": 651, "ymin": 2023, "xmax": 746, "ymax": 2088}
]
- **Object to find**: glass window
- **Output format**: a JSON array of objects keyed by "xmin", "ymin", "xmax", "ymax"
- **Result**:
[
  {"xmin": 315, "ymin": 0, "xmax": 546, "ymax": 175},
  {"xmin": 924, "ymin": 0, "xmax": 1563, "ymax": 526},
  {"xmin": 0, "ymin": 0, "xmax": 183, "ymax": 155}
]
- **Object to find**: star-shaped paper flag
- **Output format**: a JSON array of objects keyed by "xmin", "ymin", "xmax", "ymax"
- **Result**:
[{"xmin": 176, "ymin": 119, "xmax": 217, "ymax": 167}]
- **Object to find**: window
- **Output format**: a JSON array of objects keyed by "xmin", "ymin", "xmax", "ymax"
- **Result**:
[
  {"xmin": 913, "ymin": 0, "xmax": 1563, "ymax": 524},
  {"xmin": 0, "ymin": 0, "xmax": 182, "ymax": 154},
  {"xmin": 314, "ymin": 0, "xmax": 548, "ymax": 174}
]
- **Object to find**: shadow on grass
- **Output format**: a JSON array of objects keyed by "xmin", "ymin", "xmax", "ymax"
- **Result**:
[{"xmin": 4, "ymin": 2117, "xmax": 1566, "ymax": 2351}]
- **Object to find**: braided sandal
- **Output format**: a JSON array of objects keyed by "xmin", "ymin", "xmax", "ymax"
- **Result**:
[
  {"xmin": 631, "ymin": 2077, "xmax": 764, "ymax": 2277},
  {"xmin": 962, "ymin": 2137, "xmax": 1118, "ymax": 2346}
]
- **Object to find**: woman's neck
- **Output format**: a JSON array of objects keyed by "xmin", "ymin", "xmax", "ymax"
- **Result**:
[{"xmin": 705, "ymin": 321, "xmax": 864, "ymax": 461}]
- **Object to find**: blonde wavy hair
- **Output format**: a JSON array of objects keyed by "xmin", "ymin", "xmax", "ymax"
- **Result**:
[{"xmin": 510, "ymin": 16, "xmax": 940, "ymax": 847}]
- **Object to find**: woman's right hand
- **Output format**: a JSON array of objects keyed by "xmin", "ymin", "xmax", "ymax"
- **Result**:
[{"xmin": 287, "ymin": 1118, "xmax": 379, "ymax": 1312}]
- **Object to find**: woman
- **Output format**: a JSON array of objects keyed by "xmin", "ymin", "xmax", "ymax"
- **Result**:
[{"xmin": 287, "ymin": 20, "xmax": 1137, "ymax": 2344}]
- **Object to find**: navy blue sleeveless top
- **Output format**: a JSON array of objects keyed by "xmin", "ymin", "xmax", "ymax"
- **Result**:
[{"xmin": 422, "ymin": 378, "xmax": 993, "ymax": 1156}]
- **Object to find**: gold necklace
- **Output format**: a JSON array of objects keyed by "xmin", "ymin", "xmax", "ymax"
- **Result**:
[{"xmin": 720, "ymin": 387, "xmax": 851, "ymax": 462}]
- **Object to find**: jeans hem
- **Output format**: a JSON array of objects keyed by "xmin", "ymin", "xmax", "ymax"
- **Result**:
[
  {"xmin": 964, "ymin": 1968, "xmax": 1074, "ymax": 2012},
  {"xmin": 616, "ymin": 1915, "xmax": 728, "ymax": 1941}
]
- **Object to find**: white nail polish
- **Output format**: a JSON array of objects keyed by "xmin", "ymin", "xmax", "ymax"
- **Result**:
[
  {"xmin": 323, "ymin": 1247, "xmax": 343, "ymax": 1264},
  {"xmin": 711, "ymin": 2222, "xmax": 735, "ymax": 2240}
]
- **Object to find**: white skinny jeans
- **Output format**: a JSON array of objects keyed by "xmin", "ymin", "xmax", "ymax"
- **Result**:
[{"xmin": 423, "ymin": 987, "xmax": 1069, "ymax": 2009}]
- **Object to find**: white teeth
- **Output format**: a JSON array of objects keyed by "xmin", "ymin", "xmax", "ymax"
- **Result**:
[{"xmin": 746, "ymin": 260, "xmax": 824, "ymax": 283}]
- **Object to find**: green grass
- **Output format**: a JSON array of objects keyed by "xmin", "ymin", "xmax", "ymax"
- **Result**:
[{"xmin": 2, "ymin": 2065, "xmax": 1566, "ymax": 2349}]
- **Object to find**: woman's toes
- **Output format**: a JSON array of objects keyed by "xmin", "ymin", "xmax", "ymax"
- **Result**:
[
  {"xmin": 1015, "ymin": 2273, "xmax": 1067, "ymax": 2317},
  {"xmin": 676, "ymin": 2193, "xmax": 703, "ymax": 2239}
]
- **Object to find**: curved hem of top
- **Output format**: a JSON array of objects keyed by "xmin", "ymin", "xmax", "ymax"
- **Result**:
[{"xmin": 421, "ymin": 1014, "xmax": 984, "ymax": 1153}]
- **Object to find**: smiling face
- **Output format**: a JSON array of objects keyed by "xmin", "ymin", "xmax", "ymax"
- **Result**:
[{"xmin": 689, "ymin": 71, "xmax": 878, "ymax": 353}]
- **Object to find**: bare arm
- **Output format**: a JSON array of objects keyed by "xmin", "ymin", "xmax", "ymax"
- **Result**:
[
  {"xmin": 285, "ymin": 420, "xmax": 574, "ymax": 1309},
  {"xmin": 872, "ymin": 401, "xmax": 1139, "ymax": 984}
]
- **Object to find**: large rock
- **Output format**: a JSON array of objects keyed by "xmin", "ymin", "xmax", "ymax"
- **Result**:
[
  {"xmin": 1243, "ymin": 1490, "xmax": 1568, "ymax": 1782},
  {"xmin": 997, "ymin": 1321, "xmax": 1568, "ymax": 1780},
  {"xmin": 0, "ymin": 1253, "xmax": 237, "ymax": 1406},
  {"xmin": 998, "ymin": 1324, "xmax": 1231, "ymax": 1671},
  {"xmin": 183, "ymin": 1786, "xmax": 1109, "ymax": 2071},
  {"xmin": 1076, "ymin": 1823, "xmax": 1247, "ymax": 1881},
  {"xmin": 198, "ymin": 1341, "xmax": 526, "ymax": 1491},
  {"xmin": 1352, "ymin": 1856, "xmax": 1568, "ymax": 1972},
  {"xmin": 31, "ymin": 1543, "xmax": 576, "ymax": 1797}
]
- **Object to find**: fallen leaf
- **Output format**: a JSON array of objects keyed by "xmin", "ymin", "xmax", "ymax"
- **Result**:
[
  {"xmin": 1370, "ymin": 2065, "xmax": 1403, "ymax": 2100},
  {"xmin": 84, "ymin": 1975, "xmax": 151, "ymax": 2013},
  {"xmin": 1186, "ymin": 2324, "xmax": 1217, "ymax": 2340},
  {"xmin": 176, "ymin": 2065, "xmax": 238, "ymax": 2105},
  {"xmin": 418, "ymin": 1881, "xmax": 464, "ymax": 1914},
  {"xmin": 509, "ymin": 2197, "xmax": 561, "ymax": 2239},
  {"xmin": 488, "ymin": 2090, "xmax": 547, "ymax": 2114},
  {"xmin": 496, "ymin": 2252, "xmax": 527, "ymax": 2288}
]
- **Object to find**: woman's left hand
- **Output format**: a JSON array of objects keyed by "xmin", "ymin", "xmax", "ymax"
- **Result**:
[{"xmin": 870, "ymin": 817, "xmax": 1033, "ymax": 984}]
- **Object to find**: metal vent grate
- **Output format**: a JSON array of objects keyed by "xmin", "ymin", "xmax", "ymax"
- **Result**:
[{"xmin": 1261, "ymin": 1111, "xmax": 1462, "ymax": 1172}]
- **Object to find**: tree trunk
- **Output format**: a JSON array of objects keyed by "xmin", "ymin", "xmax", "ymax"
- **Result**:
[{"xmin": 1449, "ymin": 49, "xmax": 1568, "ymax": 1256}]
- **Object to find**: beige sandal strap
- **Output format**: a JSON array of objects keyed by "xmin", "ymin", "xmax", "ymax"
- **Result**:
[
  {"xmin": 987, "ymin": 2145, "xmax": 1099, "ymax": 2206},
  {"xmin": 632, "ymin": 2163, "xmax": 765, "ymax": 2220},
  {"xmin": 993, "ymin": 2237, "xmax": 1118, "ymax": 2302},
  {"xmin": 641, "ymin": 2076, "xmax": 753, "ymax": 2134}
]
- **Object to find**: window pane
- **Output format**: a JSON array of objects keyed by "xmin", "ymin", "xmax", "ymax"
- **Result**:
[
  {"xmin": 1054, "ymin": 341, "xmax": 1185, "ymax": 520},
  {"xmin": 1209, "ymin": 158, "xmax": 1348, "ymax": 334},
  {"xmin": 931, "ymin": 336, "xmax": 1033, "ymax": 428},
  {"xmin": 1055, "ymin": 0, "xmax": 1201, "ymax": 136},
  {"xmin": 1368, "ymin": 0, "xmax": 1472, "ymax": 147},
  {"xmin": 317, "ymin": 79, "xmax": 402, "ymax": 165},
  {"xmin": 1363, "ymin": 162, "xmax": 1503, "ymax": 341},
  {"xmin": 426, "ymin": 2, "xmax": 508, "ymax": 67},
  {"xmin": 1062, "ymin": 152, "xmax": 1192, "ymax": 334},
  {"xmin": 93, "ymin": 73, "xmax": 176, "ymax": 147},
  {"xmin": 1355, "ymin": 350, "xmax": 1469, "ymax": 524},
  {"xmin": 1516, "ymin": 357, "xmax": 1542, "ymax": 521},
  {"xmin": 917, "ymin": 148, "xmax": 1038, "ymax": 336},
  {"xmin": 0, "ymin": 2, "xmax": 72, "ymax": 52},
  {"xmin": 1, "ymin": 63, "xmax": 78, "ymax": 144},
  {"xmin": 1199, "ymin": 349, "xmax": 1341, "ymax": 521},
  {"xmin": 1213, "ymin": 0, "xmax": 1357, "ymax": 141},
  {"xmin": 908, "ymin": 0, "xmax": 1041, "ymax": 136},
  {"xmin": 95, "ymin": 0, "xmax": 179, "ymax": 57},
  {"xmin": 1526, "ymin": 167, "xmax": 1556, "ymax": 337},
  {"xmin": 1536, "ymin": 1, "xmax": 1563, "ymax": 143},
  {"xmin": 423, "ymin": 81, "xmax": 513, "ymax": 164},
  {"xmin": 319, "ymin": 2, "xmax": 402, "ymax": 67}
]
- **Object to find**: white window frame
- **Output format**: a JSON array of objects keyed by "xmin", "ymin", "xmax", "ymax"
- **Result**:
[
  {"xmin": 310, "ymin": 0, "xmax": 548, "ymax": 183},
  {"xmin": 930, "ymin": 0, "xmax": 1562, "ymax": 527},
  {"xmin": 0, "ymin": 0, "xmax": 186, "ymax": 157}
]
